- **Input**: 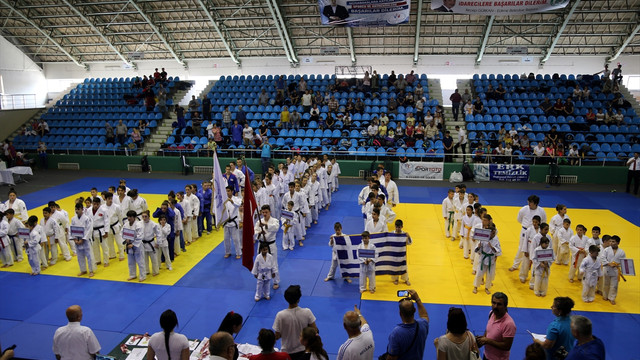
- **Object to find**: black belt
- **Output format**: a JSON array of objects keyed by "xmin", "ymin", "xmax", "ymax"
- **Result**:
[
  {"xmin": 224, "ymin": 216, "xmax": 238, "ymax": 229},
  {"xmin": 93, "ymin": 225, "xmax": 105, "ymax": 242},
  {"xmin": 110, "ymin": 222, "xmax": 119, "ymax": 235},
  {"xmin": 142, "ymin": 239, "xmax": 156, "ymax": 253},
  {"xmin": 259, "ymin": 240, "xmax": 275, "ymax": 254}
]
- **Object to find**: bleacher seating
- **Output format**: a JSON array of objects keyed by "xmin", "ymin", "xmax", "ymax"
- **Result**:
[
  {"xmin": 163, "ymin": 73, "xmax": 442, "ymax": 159},
  {"xmin": 13, "ymin": 76, "xmax": 178, "ymax": 153},
  {"xmin": 468, "ymin": 73, "xmax": 640, "ymax": 165}
]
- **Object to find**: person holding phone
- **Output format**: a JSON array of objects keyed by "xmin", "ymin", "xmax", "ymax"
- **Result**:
[{"xmin": 384, "ymin": 289, "xmax": 429, "ymax": 360}]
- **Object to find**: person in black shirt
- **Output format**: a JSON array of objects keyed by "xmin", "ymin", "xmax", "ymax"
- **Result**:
[{"xmin": 443, "ymin": 131, "xmax": 454, "ymax": 163}]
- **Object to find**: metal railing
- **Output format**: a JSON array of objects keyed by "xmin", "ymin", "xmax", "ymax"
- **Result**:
[{"xmin": 0, "ymin": 94, "xmax": 38, "ymax": 110}]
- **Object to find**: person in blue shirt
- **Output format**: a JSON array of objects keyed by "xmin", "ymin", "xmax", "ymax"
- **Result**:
[
  {"xmin": 237, "ymin": 158, "xmax": 255, "ymax": 183},
  {"xmin": 168, "ymin": 193, "xmax": 187, "ymax": 253},
  {"xmin": 260, "ymin": 137, "xmax": 272, "ymax": 177},
  {"xmin": 565, "ymin": 315, "xmax": 605, "ymax": 360},
  {"xmin": 534, "ymin": 296, "xmax": 575, "ymax": 359},
  {"xmin": 386, "ymin": 290, "xmax": 429, "ymax": 360},
  {"xmin": 223, "ymin": 165, "xmax": 240, "ymax": 195},
  {"xmin": 199, "ymin": 181, "xmax": 213, "ymax": 235},
  {"xmin": 236, "ymin": 105, "xmax": 246, "ymax": 125},
  {"xmin": 231, "ymin": 120, "xmax": 243, "ymax": 146},
  {"xmin": 192, "ymin": 183, "xmax": 205, "ymax": 237}
]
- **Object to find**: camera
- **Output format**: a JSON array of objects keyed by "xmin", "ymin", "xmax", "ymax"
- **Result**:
[{"xmin": 397, "ymin": 290, "xmax": 409, "ymax": 297}]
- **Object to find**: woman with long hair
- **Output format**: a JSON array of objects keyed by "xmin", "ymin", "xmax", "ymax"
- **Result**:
[
  {"xmin": 434, "ymin": 307, "xmax": 478, "ymax": 360},
  {"xmin": 217, "ymin": 311, "xmax": 243, "ymax": 360},
  {"xmin": 147, "ymin": 309, "xmax": 189, "ymax": 360},
  {"xmin": 300, "ymin": 326, "xmax": 328, "ymax": 360}
]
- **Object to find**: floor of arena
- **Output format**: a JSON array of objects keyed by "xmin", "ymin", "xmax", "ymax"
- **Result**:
[{"xmin": 0, "ymin": 172, "xmax": 638, "ymax": 359}]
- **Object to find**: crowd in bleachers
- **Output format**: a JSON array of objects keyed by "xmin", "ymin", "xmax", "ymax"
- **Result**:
[
  {"xmin": 11, "ymin": 69, "xmax": 188, "ymax": 154},
  {"xmin": 466, "ymin": 71, "xmax": 639, "ymax": 165},
  {"xmin": 162, "ymin": 72, "xmax": 448, "ymax": 159}
]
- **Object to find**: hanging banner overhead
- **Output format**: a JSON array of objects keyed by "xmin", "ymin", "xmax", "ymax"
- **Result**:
[
  {"xmin": 319, "ymin": 0, "xmax": 410, "ymax": 27},
  {"xmin": 430, "ymin": 0, "xmax": 569, "ymax": 15}
]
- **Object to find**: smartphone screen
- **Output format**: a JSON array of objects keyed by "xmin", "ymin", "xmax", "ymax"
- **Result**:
[{"xmin": 397, "ymin": 290, "xmax": 409, "ymax": 297}]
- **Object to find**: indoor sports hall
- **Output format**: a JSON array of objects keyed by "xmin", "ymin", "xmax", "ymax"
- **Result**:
[{"xmin": 1, "ymin": 0, "xmax": 640, "ymax": 359}]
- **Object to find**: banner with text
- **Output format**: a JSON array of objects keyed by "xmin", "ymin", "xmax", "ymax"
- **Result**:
[
  {"xmin": 474, "ymin": 164, "xmax": 530, "ymax": 182},
  {"xmin": 399, "ymin": 162, "xmax": 444, "ymax": 180},
  {"xmin": 319, "ymin": 0, "xmax": 410, "ymax": 27},
  {"xmin": 430, "ymin": 0, "xmax": 569, "ymax": 15}
]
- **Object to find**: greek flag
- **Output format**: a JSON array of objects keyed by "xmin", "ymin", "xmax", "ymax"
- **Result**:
[{"xmin": 334, "ymin": 232, "xmax": 408, "ymax": 278}]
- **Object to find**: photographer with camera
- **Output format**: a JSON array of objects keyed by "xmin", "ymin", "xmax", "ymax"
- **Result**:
[{"xmin": 380, "ymin": 289, "xmax": 429, "ymax": 360}]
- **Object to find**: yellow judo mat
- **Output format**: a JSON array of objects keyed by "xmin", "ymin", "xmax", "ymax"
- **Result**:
[
  {"xmin": 0, "ymin": 193, "xmax": 223, "ymax": 286},
  {"xmin": 361, "ymin": 203, "xmax": 640, "ymax": 314}
]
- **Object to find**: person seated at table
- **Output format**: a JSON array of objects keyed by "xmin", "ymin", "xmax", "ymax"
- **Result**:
[
  {"xmin": 147, "ymin": 309, "xmax": 190, "ymax": 360},
  {"xmin": 247, "ymin": 329, "xmax": 291, "ymax": 360}
]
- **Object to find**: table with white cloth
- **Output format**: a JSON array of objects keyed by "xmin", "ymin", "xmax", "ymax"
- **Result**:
[{"xmin": 0, "ymin": 166, "xmax": 33, "ymax": 185}]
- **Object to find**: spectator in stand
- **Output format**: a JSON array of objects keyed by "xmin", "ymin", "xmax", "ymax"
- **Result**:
[
  {"xmin": 257, "ymin": 120, "xmax": 268, "ymax": 139},
  {"xmin": 200, "ymin": 96, "xmax": 211, "ymax": 121},
  {"xmin": 564, "ymin": 98, "xmax": 574, "ymax": 116},
  {"xmin": 520, "ymin": 134, "xmax": 531, "ymax": 153},
  {"xmin": 148, "ymin": 74, "xmax": 155, "ymax": 86},
  {"xmin": 434, "ymin": 307, "xmax": 478, "ymax": 360},
  {"xmin": 314, "ymin": 91, "xmax": 324, "ymax": 106},
  {"xmin": 142, "ymin": 75, "xmax": 149, "ymax": 88},
  {"xmin": 280, "ymin": 106, "xmax": 290, "ymax": 129},
  {"xmin": 378, "ymin": 121, "xmax": 388, "ymax": 138},
  {"xmin": 248, "ymin": 329, "xmax": 291, "ymax": 360},
  {"xmin": 443, "ymin": 131, "xmax": 454, "ymax": 163},
  {"xmin": 52, "ymin": 305, "xmax": 101, "ymax": 360},
  {"xmin": 298, "ymin": 77, "xmax": 307, "ymax": 95},
  {"xmin": 540, "ymin": 97, "xmax": 553, "ymax": 116},
  {"xmin": 274, "ymin": 92, "xmax": 284, "ymax": 106},
  {"xmin": 355, "ymin": 98, "xmax": 364, "ymax": 114},
  {"xmin": 404, "ymin": 92, "xmax": 414, "ymax": 107},
  {"xmin": 160, "ymin": 68, "xmax": 167, "ymax": 81},
  {"xmin": 453, "ymin": 125, "xmax": 467, "ymax": 158},
  {"xmin": 595, "ymin": 108, "xmax": 605, "ymax": 123},
  {"xmin": 611, "ymin": 63, "xmax": 623, "ymax": 85},
  {"xmin": 192, "ymin": 112, "xmax": 202, "ymax": 136},
  {"xmin": 211, "ymin": 124, "xmax": 223, "ymax": 146},
  {"xmin": 275, "ymin": 75, "xmax": 286, "ymax": 96},
  {"xmin": 546, "ymin": 126, "xmax": 559, "ymax": 145},
  {"xmin": 133, "ymin": 77, "xmax": 142, "ymax": 89},
  {"xmin": 290, "ymin": 90, "xmax": 300, "ymax": 107},
  {"xmin": 552, "ymin": 98, "xmax": 565, "ymax": 116},
  {"xmin": 585, "ymin": 108, "xmax": 596, "ymax": 124},
  {"xmin": 105, "ymin": 123, "xmax": 115, "ymax": 145},
  {"xmin": 415, "ymin": 97, "xmax": 425, "ymax": 121},
  {"xmin": 302, "ymin": 90, "xmax": 313, "ymax": 113},
  {"xmin": 533, "ymin": 142, "xmax": 545, "ymax": 158},
  {"xmin": 565, "ymin": 315, "xmax": 605, "ymax": 360},
  {"xmin": 235, "ymin": 105, "xmax": 246, "ymax": 125},
  {"xmin": 243, "ymin": 123, "xmax": 254, "ymax": 147},
  {"xmin": 414, "ymin": 122, "xmax": 425, "ymax": 141},
  {"xmin": 415, "ymin": 83, "xmax": 424, "ymax": 101},
  {"xmin": 222, "ymin": 106, "xmax": 232, "ymax": 129},
  {"xmin": 231, "ymin": 120, "xmax": 242, "ymax": 146},
  {"xmin": 476, "ymin": 292, "xmax": 516, "ymax": 360},
  {"xmin": 388, "ymin": 97, "xmax": 398, "ymax": 114},
  {"xmin": 367, "ymin": 121, "xmax": 378, "ymax": 139},
  {"xmin": 116, "ymin": 119, "xmax": 128, "ymax": 145},
  {"xmin": 37, "ymin": 119, "xmax": 49, "ymax": 136},
  {"xmin": 572, "ymin": 84, "xmax": 584, "ymax": 101},
  {"xmin": 153, "ymin": 68, "xmax": 161, "ymax": 80},
  {"xmin": 449, "ymin": 89, "xmax": 462, "ymax": 121},
  {"xmin": 385, "ymin": 290, "xmax": 429, "ymax": 360},
  {"xmin": 337, "ymin": 305, "xmax": 374, "ymax": 360},
  {"xmin": 310, "ymin": 104, "xmax": 320, "ymax": 124},
  {"xmin": 405, "ymin": 70, "xmax": 416, "ymax": 85},
  {"xmin": 328, "ymin": 96, "xmax": 338, "ymax": 113},
  {"xmin": 394, "ymin": 74, "xmax": 407, "ymax": 91},
  {"xmin": 473, "ymin": 97, "xmax": 484, "ymax": 115},
  {"xmin": 188, "ymin": 95, "xmax": 199, "ymax": 113},
  {"xmin": 387, "ymin": 70, "xmax": 397, "ymax": 87},
  {"xmin": 463, "ymin": 100, "xmax": 473, "ymax": 116},
  {"xmin": 259, "ymin": 89, "xmax": 270, "ymax": 106},
  {"xmin": 370, "ymin": 70, "xmax": 380, "ymax": 92},
  {"xmin": 495, "ymin": 83, "xmax": 506, "ymax": 100},
  {"xmin": 130, "ymin": 128, "xmax": 142, "ymax": 148}
]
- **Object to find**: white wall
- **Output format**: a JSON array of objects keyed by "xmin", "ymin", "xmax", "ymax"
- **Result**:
[{"xmin": 0, "ymin": 35, "xmax": 48, "ymax": 107}]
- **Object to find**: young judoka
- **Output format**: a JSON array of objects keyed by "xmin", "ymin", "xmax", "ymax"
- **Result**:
[
  {"xmin": 70, "ymin": 203, "xmax": 96, "ymax": 278},
  {"xmin": 294, "ymin": 181, "xmax": 310, "ymax": 245},
  {"xmin": 460, "ymin": 205, "xmax": 477, "ymax": 259},
  {"xmin": 169, "ymin": 199, "xmax": 183, "ymax": 257},
  {"xmin": 519, "ymin": 215, "xmax": 541, "ymax": 284},
  {"xmin": 589, "ymin": 226, "xmax": 602, "ymax": 247},
  {"xmin": 526, "ymin": 222, "xmax": 550, "ymax": 290},
  {"xmin": 140, "ymin": 211, "xmax": 159, "ymax": 276},
  {"xmin": 264, "ymin": 175, "xmax": 280, "ymax": 220},
  {"xmin": 358, "ymin": 231, "xmax": 378, "ymax": 294},
  {"xmin": 252, "ymin": 242, "xmax": 277, "ymax": 301},
  {"xmin": 113, "ymin": 185, "xmax": 131, "ymax": 219},
  {"xmin": 103, "ymin": 192, "xmax": 124, "ymax": 261},
  {"xmin": 556, "ymin": 218, "xmax": 572, "ymax": 265},
  {"xmin": 325, "ymin": 222, "xmax": 351, "ymax": 283},
  {"xmin": 5, "ymin": 209, "xmax": 23, "ymax": 262},
  {"xmin": 4, "ymin": 189, "xmax": 28, "ymax": 222},
  {"xmin": 0, "ymin": 212, "xmax": 12, "ymax": 267},
  {"xmin": 473, "ymin": 224, "xmax": 501, "ymax": 295},
  {"xmin": 281, "ymin": 201, "xmax": 297, "ymax": 251},
  {"xmin": 25, "ymin": 216, "xmax": 42, "ymax": 275},
  {"xmin": 330, "ymin": 158, "xmax": 341, "ymax": 191},
  {"xmin": 510, "ymin": 195, "xmax": 547, "ymax": 271},
  {"xmin": 89, "ymin": 197, "xmax": 110, "ymax": 267},
  {"xmin": 177, "ymin": 191, "xmax": 192, "ymax": 246},
  {"xmin": 453, "ymin": 190, "xmax": 467, "ymax": 243},
  {"xmin": 365, "ymin": 208, "xmax": 387, "ymax": 234},
  {"xmin": 122, "ymin": 209, "xmax": 146, "ymax": 282},
  {"xmin": 254, "ymin": 205, "xmax": 280, "ymax": 289},
  {"xmin": 470, "ymin": 210, "xmax": 489, "ymax": 274},
  {"xmin": 128, "ymin": 189, "xmax": 148, "ymax": 219},
  {"xmin": 307, "ymin": 174, "xmax": 320, "ymax": 225},
  {"xmin": 569, "ymin": 224, "xmax": 590, "ymax": 283},
  {"xmin": 222, "ymin": 185, "xmax": 242, "ymax": 259},
  {"xmin": 549, "ymin": 204, "xmax": 569, "ymax": 255},
  {"xmin": 579, "ymin": 245, "xmax": 602, "ymax": 303},
  {"xmin": 41, "ymin": 207, "xmax": 63, "ymax": 265},
  {"xmin": 602, "ymin": 235, "xmax": 625, "ymax": 305},
  {"xmin": 390, "ymin": 219, "xmax": 412, "ymax": 286},
  {"xmin": 531, "ymin": 236, "xmax": 554, "ymax": 297},
  {"xmin": 441, "ymin": 189, "xmax": 455, "ymax": 240},
  {"xmin": 155, "ymin": 215, "xmax": 172, "ymax": 271},
  {"xmin": 184, "ymin": 185, "xmax": 200, "ymax": 241},
  {"xmin": 596, "ymin": 234, "xmax": 611, "ymax": 295}
]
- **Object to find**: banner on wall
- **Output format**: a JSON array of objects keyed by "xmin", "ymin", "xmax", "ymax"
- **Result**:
[
  {"xmin": 399, "ymin": 162, "xmax": 444, "ymax": 180},
  {"xmin": 430, "ymin": 0, "xmax": 569, "ymax": 15},
  {"xmin": 319, "ymin": 0, "xmax": 411, "ymax": 27},
  {"xmin": 474, "ymin": 164, "xmax": 530, "ymax": 182}
]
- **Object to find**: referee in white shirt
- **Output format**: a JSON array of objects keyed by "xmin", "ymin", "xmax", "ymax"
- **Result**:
[
  {"xmin": 53, "ymin": 305, "xmax": 101, "ymax": 360},
  {"xmin": 626, "ymin": 152, "xmax": 640, "ymax": 195}
]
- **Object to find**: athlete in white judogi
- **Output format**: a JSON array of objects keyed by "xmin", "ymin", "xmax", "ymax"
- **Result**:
[
  {"xmin": 531, "ymin": 236, "xmax": 554, "ymax": 297},
  {"xmin": 0, "ymin": 213, "xmax": 13, "ymax": 267},
  {"xmin": 254, "ymin": 205, "xmax": 280, "ymax": 289},
  {"xmin": 569, "ymin": 224, "xmax": 592, "ymax": 282},
  {"xmin": 510, "ymin": 195, "xmax": 546, "ymax": 271},
  {"xmin": 70, "ymin": 204, "xmax": 96, "ymax": 277},
  {"xmin": 602, "ymin": 235, "xmax": 625, "ymax": 305},
  {"xmin": 185, "ymin": 185, "xmax": 200, "ymax": 241},
  {"xmin": 252, "ymin": 243, "xmax": 277, "ymax": 301},
  {"xmin": 519, "ymin": 217, "xmax": 541, "ymax": 284},
  {"xmin": 121, "ymin": 209, "xmax": 146, "ymax": 281},
  {"xmin": 460, "ymin": 206, "xmax": 477, "ymax": 259},
  {"xmin": 102, "ymin": 192, "xmax": 124, "ymax": 261},
  {"xmin": 89, "ymin": 197, "xmax": 110, "ymax": 267},
  {"xmin": 155, "ymin": 215, "xmax": 172, "ymax": 271},
  {"xmin": 222, "ymin": 186, "xmax": 242, "ymax": 259},
  {"xmin": 365, "ymin": 208, "xmax": 387, "ymax": 234},
  {"xmin": 555, "ymin": 219, "xmax": 573, "ymax": 265},
  {"xmin": 4, "ymin": 189, "xmax": 28, "ymax": 222},
  {"xmin": 441, "ymin": 190, "xmax": 455, "ymax": 239},
  {"xmin": 579, "ymin": 245, "xmax": 602, "ymax": 302},
  {"xmin": 5, "ymin": 209, "xmax": 23, "ymax": 262},
  {"xmin": 140, "ymin": 211, "xmax": 159, "ymax": 276},
  {"xmin": 473, "ymin": 225, "xmax": 501, "ymax": 295},
  {"xmin": 281, "ymin": 201, "xmax": 297, "ymax": 251},
  {"xmin": 549, "ymin": 204, "xmax": 569, "ymax": 255},
  {"xmin": 358, "ymin": 231, "xmax": 378, "ymax": 293}
]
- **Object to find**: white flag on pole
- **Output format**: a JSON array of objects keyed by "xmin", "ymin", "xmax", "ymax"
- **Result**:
[{"xmin": 212, "ymin": 149, "xmax": 227, "ymax": 227}]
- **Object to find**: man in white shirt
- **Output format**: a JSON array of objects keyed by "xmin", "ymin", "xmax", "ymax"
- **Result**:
[
  {"xmin": 337, "ymin": 305, "xmax": 374, "ymax": 360},
  {"xmin": 626, "ymin": 152, "xmax": 640, "ymax": 195},
  {"xmin": 453, "ymin": 125, "xmax": 467, "ymax": 159},
  {"xmin": 273, "ymin": 285, "xmax": 317, "ymax": 359},
  {"xmin": 52, "ymin": 305, "xmax": 101, "ymax": 360},
  {"xmin": 242, "ymin": 123, "xmax": 254, "ymax": 146},
  {"xmin": 208, "ymin": 332, "xmax": 235, "ymax": 360}
]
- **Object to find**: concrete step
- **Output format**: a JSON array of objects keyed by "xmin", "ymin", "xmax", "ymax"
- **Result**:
[{"xmin": 144, "ymin": 142, "xmax": 162, "ymax": 149}]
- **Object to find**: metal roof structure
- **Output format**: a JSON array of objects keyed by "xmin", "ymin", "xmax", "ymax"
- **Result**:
[{"xmin": 0, "ymin": 0, "xmax": 638, "ymax": 69}]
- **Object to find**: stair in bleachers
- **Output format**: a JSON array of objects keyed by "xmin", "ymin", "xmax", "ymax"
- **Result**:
[{"xmin": 618, "ymin": 84, "xmax": 640, "ymax": 119}]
